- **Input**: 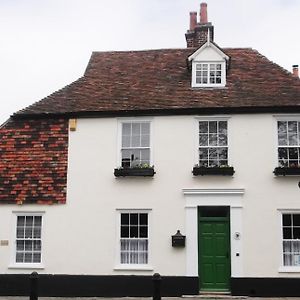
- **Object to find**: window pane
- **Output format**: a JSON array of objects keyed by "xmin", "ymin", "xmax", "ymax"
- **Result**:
[
  {"xmin": 293, "ymin": 214, "xmax": 300, "ymax": 226},
  {"xmin": 139, "ymin": 214, "xmax": 148, "ymax": 225},
  {"xmin": 130, "ymin": 214, "xmax": 138, "ymax": 225},
  {"xmin": 17, "ymin": 227, "xmax": 24, "ymax": 238},
  {"xmin": 17, "ymin": 216, "xmax": 25, "ymax": 227},
  {"xmin": 199, "ymin": 134, "xmax": 208, "ymax": 146},
  {"xmin": 140, "ymin": 226, "xmax": 148, "ymax": 238},
  {"xmin": 209, "ymin": 134, "xmax": 217, "ymax": 146},
  {"xmin": 141, "ymin": 123, "xmax": 150, "ymax": 135},
  {"xmin": 33, "ymin": 253, "xmax": 41, "ymax": 263},
  {"xmin": 16, "ymin": 252, "xmax": 24, "ymax": 263},
  {"xmin": 278, "ymin": 134, "xmax": 288, "ymax": 146},
  {"xmin": 25, "ymin": 227, "xmax": 32, "ymax": 238},
  {"xmin": 132, "ymin": 135, "xmax": 140, "ymax": 147},
  {"xmin": 121, "ymin": 214, "xmax": 129, "ymax": 225},
  {"xmin": 140, "ymin": 149, "xmax": 150, "ymax": 165},
  {"xmin": 34, "ymin": 216, "xmax": 42, "ymax": 226},
  {"xmin": 121, "ymin": 226, "xmax": 129, "ymax": 238},
  {"xmin": 130, "ymin": 226, "xmax": 138, "ymax": 238},
  {"xmin": 33, "ymin": 240, "xmax": 41, "ymax": 251},
  {"xmin": 219, "ymin": 134, "xmax": 227, "ymax": 146},
  {"xmin": 16, "ymin": 240, "xmax": 24, "ymax": 251},
  {"xmin": 218, "ymin": 121, "xmax": 227, "ymax": 134},
  {"xmin": 33, "ymin": 228, "xmax": 41, "ymax": 239},
  {"xmin": 283, "ymin": 227, "xmax": 292, "ymax": 239},
  {"xmin": 24, "ymin": 253, "xmax": 32, "ymax": 263},
  {"xmin": 209, "ymin": 122, "xmax": 217, "ymax": 133},
  {"xmin": 132, "ymin": 123, "xmax": 140, "ymax": 136},
  {"xmin": 218, "ymin": 148, "xmax": 228, "ymax": 160},
  {"xmin": 199, "ymin": 160, "xmax": 208, "ymax": 167},
  {"xmin": 199, "ymin": 122, "xmax": 208, "ymax": 133},
  {"xmin": 199, "ymin": 148, "xmax": 208, "ymax": 160},
  {"xmin": 209, "ymin": 148, "xmax": 218, "ymax": 159},
  {"xmin": 283, "ymin": 214, "xmax": 292, "ymax": 226},
  {"xmin": 293, "ymin": 228, "xmax": 300, "ymax": 239},
  {"xmin": 122, "ymin": 135, "xmax": 130, "ymax": 148},
  {"xmin": 25, "ymin": 240, "xmax": 33, "ymax": 251},
  {"xmin": 131, "ymin": 150, "xmax": 141, "ymax": 166},
  {"xmin": 288, "ymin": 122, "xmax": 298, "ymax": 145},
  {"xmin": 289, "ymin": 134, "xmax": 298, "ymax": 146},
  {"xmin": 289, "ymin": 148, "xmax": 298, "ymax": 159},
  {"xmin": 26, "ymin": 216, "xmax": 33, "ymax": 227},
  {"xmin": 141, "ymin": 134, "xmax": 150, "ymax": 147},
  {"xmin": 122, "ymin": 123, "xmax": 131, "ymax": 135}
]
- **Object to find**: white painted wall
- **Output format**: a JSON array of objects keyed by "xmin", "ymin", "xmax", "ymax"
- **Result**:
[{"xmin": 0, "ymin": 114, "xmax": 300, "ymax": 278}]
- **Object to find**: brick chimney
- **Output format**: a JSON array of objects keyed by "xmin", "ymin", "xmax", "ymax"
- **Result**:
[
  {"xmin": 185, "ymin": 2, "xmax": 214, "ymax": 48},
  {"xmin": 292, "ymin": 65, "xmax": 299, "ymax": 78}
]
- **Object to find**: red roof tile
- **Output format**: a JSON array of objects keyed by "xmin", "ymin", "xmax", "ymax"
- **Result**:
[{"xmin": 14, "ymin": 48, "xmax": 300, "ymax": 117}]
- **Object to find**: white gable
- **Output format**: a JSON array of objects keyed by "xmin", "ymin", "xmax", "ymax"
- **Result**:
[{"xmin": 188, "ymin": 41, "xmax": 229, "ymax": 62}]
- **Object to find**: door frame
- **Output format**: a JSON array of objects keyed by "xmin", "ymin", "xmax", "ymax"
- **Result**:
[
  {"xmin": 198, "ymin": 207, "xmax": 231, "ymax": 291},
  {"xmin": 182, "ymin": 188, "xmax": 244, "ymax": 278}
]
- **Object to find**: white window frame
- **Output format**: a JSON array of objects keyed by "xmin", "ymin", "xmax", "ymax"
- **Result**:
[
  {"xmin": 278, "ymin": 209, "xmax": 300, "ymax": 273},
  {"xmin": 194, "ymin": 116, "xmax": 231, "ymax": 167},
  {"xmin": 192, "ymin": 61, "xmax": 226, "ymax": 88},
  {"xmin": 9, "ymin": 212, "xmax": 45, "ymax": 269},
  {"xmin": 273, "ymin": 115, "xmax": 300, "ymax": 171},
  {"xmin": 117, "ymin": 118, "xmax": 153, "ymax": 168},
  {"xmin": 114, "ymin": 209, "xmax": 153, "ymax": 271}
]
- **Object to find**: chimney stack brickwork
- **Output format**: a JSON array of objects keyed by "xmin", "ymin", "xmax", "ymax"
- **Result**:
[
  {"xmin": 292, "ymin": 65, "xmax": 299, "ymax": 78},
  {"xmin": 185, "ymin": 2, "xmax": 214, "ymax": 48}
]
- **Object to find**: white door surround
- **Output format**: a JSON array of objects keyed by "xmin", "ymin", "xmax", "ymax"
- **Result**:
[{"xmin": 182, "ymin": 188, "xmax": 244, "ymax": 278}]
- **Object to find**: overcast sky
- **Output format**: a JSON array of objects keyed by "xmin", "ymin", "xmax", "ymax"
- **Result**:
[{"xmin": 0, "ymin": 0, "xmax": 299, "ymax": 123}]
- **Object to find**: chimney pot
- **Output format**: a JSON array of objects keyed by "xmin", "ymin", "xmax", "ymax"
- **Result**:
[
  {"xmin": 292, "ymin": 65, "xmax": 299, "ymax": 78},
  {"xmin": 189, "ymin": 12, "xmax": 197, "ymax": 31},
  {"xmin": 200, "ymin": 2, "xmax": 208, "ymax": 24}
]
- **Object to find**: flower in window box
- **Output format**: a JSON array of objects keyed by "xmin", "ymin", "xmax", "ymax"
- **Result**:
[
  {"xmin": 274, "ymin": 165, "xmax": 300, "ymax": 176},
  {"xmin": 114, "ymin": 164, "xmax": 155, "ymax": 177},
  {"xmin": 192, "ymin": 164, "xmax": 235, "ymax": 176}
]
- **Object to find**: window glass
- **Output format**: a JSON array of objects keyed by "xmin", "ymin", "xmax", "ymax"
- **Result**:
[
  {"xmin": 121, "ymin": 122, "xmax": 150, "ymax": 167},
  {"xmin": 277, "ymin": 121, "xmax": 300, "ymax": 167},
  {"xmin": 282, "ymin": 213, "xmax": 300, "ymax": 266},
  {"xmin": 120, "ymin": 212, "xmax": 148, "ymax": 264},
  {"xmin": 16, "ymin": 215, "xmax": 42, "ymax": 264},
  {"xmin": 199, "ymin": 120, "xmax": 228, "ymax": 167},
  {"xmin": 195, "ymin": 63, "xmax": 223, "ymax": 85}
]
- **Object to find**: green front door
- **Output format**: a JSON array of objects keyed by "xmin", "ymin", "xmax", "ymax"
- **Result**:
[{"xmin": 198, "ymin": 214, "xmax": 230, "ymax": 291}]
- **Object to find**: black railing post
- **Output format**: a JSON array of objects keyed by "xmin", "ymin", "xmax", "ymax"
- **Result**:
[
  {"xmin": 29, "ymin": 271, "xmax": 38, "ymax": 300},
  {"xmin": 152, "ymin": 273, "xmax": 161, "ymax": 300}
]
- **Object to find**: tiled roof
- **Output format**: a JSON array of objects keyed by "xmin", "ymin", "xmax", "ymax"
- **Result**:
[
  {"xmin": 0, "ymin": 119, "xmax": 68, "ymax": 204},
  {"xmin": 14, "ymin": 48, "xmax": 300, "ymax": 118}
]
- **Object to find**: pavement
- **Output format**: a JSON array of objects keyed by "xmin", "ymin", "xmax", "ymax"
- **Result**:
[{"xmin": 0, "ymin": 297, "xmax": 300, "ymax": 300}]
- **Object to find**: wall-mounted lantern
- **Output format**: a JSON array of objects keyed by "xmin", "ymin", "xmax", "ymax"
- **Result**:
[{"xmin": 172, "ymin": 230, "xmax": 186, "ymax": 247}]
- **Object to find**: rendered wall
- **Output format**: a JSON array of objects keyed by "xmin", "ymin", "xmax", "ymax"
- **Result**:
[{"xmin": 0, "ymin": 114, "xmax": 299, "ymax": 278}]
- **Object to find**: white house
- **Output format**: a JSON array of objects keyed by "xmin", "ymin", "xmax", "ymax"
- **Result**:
[{"xmin": 0, "ymin": 2, "xmax": 300, "ymax": 297}]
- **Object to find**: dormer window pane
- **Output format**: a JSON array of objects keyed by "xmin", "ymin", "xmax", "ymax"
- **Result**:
[{"xmin": 195, "ymin": 63, "xmax": 223, "ymax": 86}]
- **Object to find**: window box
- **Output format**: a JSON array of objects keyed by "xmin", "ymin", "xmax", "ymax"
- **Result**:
[
  {"xmin": 274, "ymin": 167, "xmax": 300, "ymax": 176},
  {"xmin": 114, "ymin": 167, "xmax": 155, "ymax": 177},
  {"xmin": 192, "ymin": 166, "xmax": 235, "ymax": 176}
]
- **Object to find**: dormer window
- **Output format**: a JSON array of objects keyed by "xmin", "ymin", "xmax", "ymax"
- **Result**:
[{"xmin": 188, "ymin": 40, "xmax": 229, "ymax": 89}]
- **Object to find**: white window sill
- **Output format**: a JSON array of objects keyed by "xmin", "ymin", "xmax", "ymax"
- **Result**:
[
  {"xmin": 279, "ymin": 266, "xmax": 300, "ymax": 273},
  {"xmin": 8, "ymin": 263, "xmax": 45, "ymax": 270},
  {"xmin": 114, "ymin": 264, "xmax": 153, "ymax": 271}
]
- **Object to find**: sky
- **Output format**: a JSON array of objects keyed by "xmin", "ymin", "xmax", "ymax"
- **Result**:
[{"xmin": 0, "ymin": 0, "xmax": 299, "ymax": 124}]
